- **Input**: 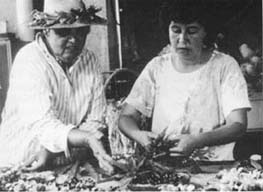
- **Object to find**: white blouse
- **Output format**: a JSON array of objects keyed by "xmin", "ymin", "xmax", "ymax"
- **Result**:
[
  {"xmin": 0, "ymin": 34, "xmax": 106, "ymax": 167},
  {"xmin": 125, "ymin": 51, "xmax": 251, "ymax": 161}
]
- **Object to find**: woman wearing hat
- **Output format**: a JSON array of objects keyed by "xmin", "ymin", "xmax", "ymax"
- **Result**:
[
  {"xmin": 119, "ymin": 0, "xmax": 251, "ymax": 161},
  {"xmin": 0, "ymin": 0, "xmax": 113, "ymax": 173}
]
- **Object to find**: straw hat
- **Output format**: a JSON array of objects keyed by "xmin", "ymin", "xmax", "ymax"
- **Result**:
[{"xmin": 29, "ymin": 0, "xmax": 107, "ymax": 29}]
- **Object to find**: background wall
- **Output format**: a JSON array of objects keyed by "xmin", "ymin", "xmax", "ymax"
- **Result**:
[
  {"xmin": 84, "ymin": 0, "xmax": 110, "ymax": 72},
  {"xmin": 0, "ymin": 0, "xmax": 17, "ymax": 34}
]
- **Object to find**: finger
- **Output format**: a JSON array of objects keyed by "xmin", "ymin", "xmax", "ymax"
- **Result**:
[
  {"xmin": 170, "ymin": 152, "xmax": 186, "ymax": 157},
  {"xmin": 22, "ymin": 155, "xmax": 36, "ymax": 168},
  {"xmin": 102, "ymin": 154, "xmax": 113, "ymax": 162},
  {"xmin": 101, "ymin": 162, "xmax": 114, "ymax": 174},
  {"xmin": 97, "ymin": 157, "xmax": 114, "ymax": 174},
  {"xmin": 23, "ymin": 159, "xmax": 45, "ymax": 172},
  {"xmin": 167, "ymin": 134, "xmax": 180, "ymax": 141},
  {"xmin": 147, "ymin": 132, "xmax": 158, "ymax": 139},
  {"xmin": 169, "ymin": 147, "xmax": 184, "ymax": 154}
]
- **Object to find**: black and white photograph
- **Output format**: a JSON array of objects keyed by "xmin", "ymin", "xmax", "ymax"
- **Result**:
[{"xmin": 0, "ymin": 0, "xmax": 262, "ymax": 191}]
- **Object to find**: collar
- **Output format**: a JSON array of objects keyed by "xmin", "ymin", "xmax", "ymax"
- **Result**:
[{"xmin": 35, "ymin": 32, "xmax": 83, "ymax": 73}]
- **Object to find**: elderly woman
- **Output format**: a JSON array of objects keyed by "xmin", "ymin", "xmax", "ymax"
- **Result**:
[
  {"xmin": 0, "ymin": 0, "xmax": 113, "ymax": 173},
  {"xmin": 119, "ymin": 0, "xmax": 251, "ymax": 161}
]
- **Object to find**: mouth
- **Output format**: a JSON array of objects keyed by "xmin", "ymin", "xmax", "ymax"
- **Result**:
[
  {"xmin": 65, "ymin": 46, "xmax": 79, "ymax": 53},
  {"xmin": 176, "ymin": 47, "xmax": 191, "ymax": 52},
  {"xmin": 177, "ymin": 47, "xmax": 190, "ymax": 50},
  {"xmin": 67, "ymin": 45, "xmax": 78, "ymax": 49}
]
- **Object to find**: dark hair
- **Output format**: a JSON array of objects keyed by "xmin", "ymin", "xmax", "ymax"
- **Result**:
[{"xmin": 159, "ymin": 0, "xmax": 219, "ymax": 48}]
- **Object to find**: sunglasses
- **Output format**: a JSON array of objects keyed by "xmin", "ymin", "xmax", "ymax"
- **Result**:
[{"xmin": 53, "ymin": 27, "xmax": 90, "ymax": 37}]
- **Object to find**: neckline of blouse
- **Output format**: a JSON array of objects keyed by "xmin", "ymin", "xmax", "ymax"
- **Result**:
[
  {"xmin": 36, "ymin": 33, "xmax": 82, "ymax": 77},
  {"xmin": 169, "ymin": 50, "xmax": 216, "ymax": 76}
]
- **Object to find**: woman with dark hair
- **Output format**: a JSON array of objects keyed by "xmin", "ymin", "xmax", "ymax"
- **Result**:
[{"xmin": 119, "ymin": 0, "xmax": 251, "ymax": 161}]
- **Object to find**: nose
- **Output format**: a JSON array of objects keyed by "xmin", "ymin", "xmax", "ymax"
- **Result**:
[
  {"xmin": 68, "ymin": 35, "xmax": 77, "ymax": 43},
  {"xmin": 67, "ymin": 29, "xmax": 81, "ymax": 43},
  {"xmin": 178, "ymin": 30, "xmax": 188, "ymax": 44}
]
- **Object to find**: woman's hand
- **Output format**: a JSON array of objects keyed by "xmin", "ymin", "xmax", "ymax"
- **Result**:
[
  {"xmin": 22, "ymin": 146, "xmax": 54, "ymax": 171},
  {"xmin": 67, "ymin": 129, "xmax": 113, "ymax": 174},
  {"xmin": 168, "ymin": 134, "xmax": 199, "ymax": 157},
  {"xmin": 86, "ymin": 137, "xmax": 114, "ymax": 175},
  {"xmin": 136, "ymin": 131, "xmax": 158, "ymax": 149}
]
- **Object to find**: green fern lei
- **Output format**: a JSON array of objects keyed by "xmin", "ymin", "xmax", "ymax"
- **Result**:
[{"xmin": 29, "ymin": 6, "xmax": 103, "ymax": 27}]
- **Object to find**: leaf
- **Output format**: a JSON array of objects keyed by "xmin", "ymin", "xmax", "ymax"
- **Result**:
[
  {"xmin": 82, "ymin": 162, "xmax": 99, "ymax": 181},
  {"xmin": 110, "ymin": 160, "xmax": 130, "ymax": 173},
  {"xmin": 250, "ymin": 160, "xmax": 262, "ymax": 170},
  {"xmin": 56, "ymin": 174, "xmax": 69, "ymax": 185}
]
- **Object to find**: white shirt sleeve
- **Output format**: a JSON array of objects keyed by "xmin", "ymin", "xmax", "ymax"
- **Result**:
[
  {"xmin": 125, "ymin": 58, "xmax": 157, "ymax": 117},
  {"xmin": 221, "ymin": 56, "xmax": 251, "ymax": 117},
  {"xmin": 9, "ymin": 51, "xmax": 75, "ymax": 156},
  {"xmin": 78, "ymin": 54, "xmax": 106, "ymax": 139}
]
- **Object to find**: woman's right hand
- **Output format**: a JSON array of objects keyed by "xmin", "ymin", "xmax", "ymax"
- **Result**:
[
  {"xmin": 22, "ymin": 146, "xmax": 54, "ymax": 171},
  {"xmin": 135, "ymin": 131, "xmax": 158, "ymax": 149}
]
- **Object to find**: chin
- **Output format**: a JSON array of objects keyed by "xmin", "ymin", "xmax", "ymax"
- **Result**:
[
  {"xmin": 63, "ymin": 53, "xmax": 79, "ymax": 63},
  {"xmin": 177, "ymin": 52, "xmax": 191, "ymax": 58}
]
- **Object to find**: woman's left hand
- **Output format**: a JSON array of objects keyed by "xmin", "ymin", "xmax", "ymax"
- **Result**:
[
  {"xmin": 86, "ymin": 137, "xmax": 114, "ymax": 175},
  {"xmin": 168, "ymin": 134, "xmax": 199, "ymax": 157}
]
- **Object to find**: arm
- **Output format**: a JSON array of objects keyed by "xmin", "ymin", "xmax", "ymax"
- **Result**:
[
  {"xmin": 170, "ymin": 108, "xmax": 248, "ymax": 156},
  {"xmin": 118, "ymin": 58, "xmax": 160, "ymax": 148},
  {"xmin": 195, "ymin": 108, "xmax": 247, "ymax": 147},
  {"xmin": 78, "ymin": 53, "xmax": 107, "ymax": 139},
  {"xmin": 73, "ymin": 53, "xmax": 113, "ymax": 172},
  {"xmin": 170, "ymin": 56, "xmax": 250, "ymax": 156},
  {"xmin": 119, "ymin": 103, "xmax": 157, "ymax": 148},
  {"xmin": 9, "ymin": 53, "xmax": 75, "ymax": 156},
  {"xmin": 12, "ymin": 50, "xmax": 112, "ymax": 172}
]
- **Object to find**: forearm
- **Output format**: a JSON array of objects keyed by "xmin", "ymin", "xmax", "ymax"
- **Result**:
[
  {"xmin": 119, "ymin": 115, "xmax": 142, "ymax": 143},
  {"xmin": 195, "ymin": 122, "xmax": 246, "ymax": 148},
  {"xmin": 67, "ymin": 129, "xmax": 90, "ymax": 148}
]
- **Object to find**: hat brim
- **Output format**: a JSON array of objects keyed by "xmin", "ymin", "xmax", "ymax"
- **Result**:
[
  {"xmin": 28, "ymin": 7, "xmax": 108, "ymax": 30},
  {"xmin": 29, "ymin": 20, "xmax": 107, "ymax": 29}
]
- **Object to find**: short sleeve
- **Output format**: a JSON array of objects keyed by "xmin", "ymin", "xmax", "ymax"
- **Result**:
[
  {"xmin": 221, "ymin": 56, "xmax": 251, "ymax": 117},
  {"xmin": 125, "ymin": 59, "xmax": 158, "ymax": 117}
]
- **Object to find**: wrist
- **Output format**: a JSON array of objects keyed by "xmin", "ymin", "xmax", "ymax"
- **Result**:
[
  {"xmin": 68, "ymin": 129, "xmax": 89, "ymax": 147},
  {"xmin": 129, "ymin": 129, "xmax": 144, "ymax": 142},
  {"xmin": 192, "ymin": 133, "xmax": 206, "ymax": 149}
]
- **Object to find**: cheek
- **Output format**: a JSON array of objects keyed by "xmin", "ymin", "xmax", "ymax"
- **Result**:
[
  {"xmin": 169, "ymin": 32, "xmax": 178, "ymax": 45},
  {"xmin": 192, "ymin": 32, "xmax": 206, "ymax": 44},
  {"xmin": 76, "ymin": 39, "xmax": 86, "ymax": 49},
  {"xmin": 191, "ymin": 36, "xmax": 205, "ymax": 48},
  {"xmin": 55, "ymin": 38, "xmax": 68, "ymax": 51}
]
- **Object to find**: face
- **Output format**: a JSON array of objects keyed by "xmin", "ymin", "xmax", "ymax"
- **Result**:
[
  {"xmin": 169, "ymin": 21, "xmax": 207, "ymax": 60},
  {"xmin": 46, "ymin": 26, "xmax": 90, "ymax": 64}
]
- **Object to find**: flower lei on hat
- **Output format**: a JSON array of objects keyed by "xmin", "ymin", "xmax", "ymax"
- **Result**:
[{"xmin": 29, "ymin": 6, "xmax": 106, "ymax": 28}]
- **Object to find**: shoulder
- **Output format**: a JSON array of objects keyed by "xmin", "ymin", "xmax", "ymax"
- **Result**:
[
  {"xmin": 11, "ymin": 41, "xmax": 45, "ymax": 74},
  {"xmin": 210, "ymin": 51, "xmax": 245, "ymax": 85},
  {"xmin": 143, "ymin": 53, "xmax": 171, "ymax": 74},
  {"xmin": 80, "ymin": 49, "xmax": 102, "ymax": 74},
  {"xmin": 81, "ymin": 48, "xmax": 99, "ymax": 64},
  {"xmin": 212, "ymin": 51, "xmax": 239, "ymax": 67},
  {"xmin": 208, "ymin": 51, "xmax": 240, "ymax": 74},
  {"xmin": 82, "ymin": 49, "xmax": 96, "ymax": 59},
  {"xmin": 81, "ymin": 49, "xmax": 99, "ymax": 67},
  {"xmin": 14, "ymin": 41, "xmax": 40, "ymax": 61}
]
